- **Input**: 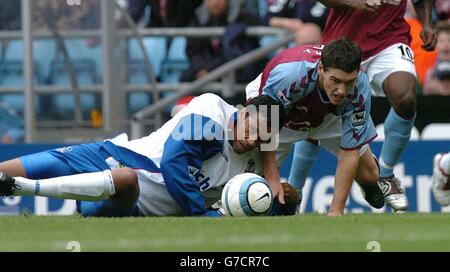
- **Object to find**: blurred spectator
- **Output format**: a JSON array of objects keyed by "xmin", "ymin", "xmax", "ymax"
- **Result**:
[
  {"xmin": 181, "ymin": 0, "xmax": 263, "ymax": 83},
  {"xmin": 0, "ymin": 0, "xmax": 21, "ymax": 31},
  {"xmin": 405, "ymin": 0, "xmax": 438, "ymax": 87},
  {"xmin": 33, "ymin": 0, "xmax": 100, "ymax": 31},
  {"xmin": 127, "ymin": 0, "xmax": 203, "ymax": 27},
  {"xmin": 0, "ymin": 102, "xmax": 24, "ymax": 144},
  {"xmin": 263, "ymin": 0, "xmax": 328, "ymax": 45},
  {"xmin": 423, "ymin": 21, "xmax": 450, "ymax": 95},
  {"xmin": 435, "ymin": 0, "xmax": 450, "ymax": 22}
]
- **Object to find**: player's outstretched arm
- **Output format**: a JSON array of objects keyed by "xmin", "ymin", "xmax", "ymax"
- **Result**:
[
  {"xmin": 261, "ymin": 150, "xmax": 285, "ymax": 205},
  {"xmin": 413, "ymin": 0, "xmax": 437, "ymax": 51},
  {"xmin": 328, "ymin": 149, "xmax": 360, "ymax": 216}
]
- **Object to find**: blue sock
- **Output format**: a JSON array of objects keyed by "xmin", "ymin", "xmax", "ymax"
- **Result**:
[
  {"xmin": 77, "ymin": 200, "xmax": 138, "ymax": 217},
  {"xmin": 379, "ymin": 108, "xmax": 415, "ymax": 178},
  {"xmin": 289, "ymin": 140, "xmax": 320, "ymax": 192}
]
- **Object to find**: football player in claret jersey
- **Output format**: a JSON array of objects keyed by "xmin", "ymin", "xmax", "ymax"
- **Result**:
[
  {"xmin": 0, "ymin": 93, "xmax": 293, "ymax": 217},
  {"xmin": 289, "ymin": 0, "xmax": 437, "ymax": 212},
  {"xmin": 246, "ymin": 37, "xmax": 383, "ymax": 216}
]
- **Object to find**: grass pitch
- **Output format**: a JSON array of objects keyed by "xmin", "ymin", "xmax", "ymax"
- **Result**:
[{"xmin": 1, "ymin": 213, "xmax": 450, "ymax": 252}]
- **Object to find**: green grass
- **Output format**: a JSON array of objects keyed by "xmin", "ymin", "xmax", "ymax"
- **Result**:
[{"xmin": 1, "ymin": 213, "xmax": 450, "ymax": 252}]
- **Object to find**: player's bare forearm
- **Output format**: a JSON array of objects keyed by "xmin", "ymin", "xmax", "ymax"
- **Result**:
[
  {"xmin": 413, "ymin": 0, "xmax": 437, "ymax": 51},
  {"xmin": 329, "ymin": 149, "xmax": 360, "ymax": 215},
  {"xmin": 261, "ymin": 150, "xmax": 285, "ymax": 204},
  {"xmin": 413, "ymin": 0, "xmax": 433, "ymax": 27}
]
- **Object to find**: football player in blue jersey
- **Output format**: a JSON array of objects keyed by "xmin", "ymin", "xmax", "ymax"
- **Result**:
[{"xmin": 0, "ymin": 94, "xmax": 292, "ymax": 217}]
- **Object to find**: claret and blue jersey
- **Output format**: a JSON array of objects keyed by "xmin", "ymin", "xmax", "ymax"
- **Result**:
[{"xmin": 248, "ymin": 44, "xmax": 377, "ymax": 151}]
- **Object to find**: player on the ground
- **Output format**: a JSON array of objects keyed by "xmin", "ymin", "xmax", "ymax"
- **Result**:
[
  {"xmin": 0, "ymin": 93, "xmax": 294, "ymax": 217},
  {"xmin": 432, "ymin": 152, "xmax": 450, "ymax": 207},
  {"xmin": 246, "ymin": 37, "xmax": 383, "ymax": 216},
  {"xmin": 289, "ymin": 0, "xmax": 437, "ymax": 212}
]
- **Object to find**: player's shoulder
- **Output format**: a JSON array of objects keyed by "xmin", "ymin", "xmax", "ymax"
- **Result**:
[
  {"xmin": 185, "ymin": 93, "xmax": 236, "ymax": 123},
  {"xmin": 189, "ymin": 93, "xmax": 231, "ymax": 111},
  {"xmin": 355, "ymin": 71, "xmax": 371, "ymax": 97},
  {"xmin": 273, "ymin": 45, "xmax": 323, "ymax": 64}
]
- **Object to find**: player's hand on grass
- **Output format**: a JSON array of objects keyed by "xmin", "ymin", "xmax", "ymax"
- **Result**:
[
  {"xmin": 281, "ymin": 182, "xmax": 299, "ymax": 205},
  {"xmin": 327, "ymin": 209, "xmax": 343, "ymax": 217},
  {"xmin": 267, "ymin": 177, "xmax": 285, "ymax": 205},
  {"xmin": 420, "ymin": 25, "xmax": 437, "ymax": 51}
]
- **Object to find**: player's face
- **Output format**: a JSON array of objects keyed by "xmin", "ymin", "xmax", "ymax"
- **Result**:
[
  {"xmin": 319, "ymin": 64, "xmax": 358, "ymax": 106},
  {"xmin": 232, "ymin": 109, "xmax": 269, "ymax": 154}
]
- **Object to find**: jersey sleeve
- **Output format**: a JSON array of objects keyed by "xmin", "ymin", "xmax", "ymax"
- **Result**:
[
  {"xmin": 160, "ymin": 114, "xmax": 224, "ymax": 217},
  {"xmin": 340, "ymin": 73, "xmax": 377, "ymax": 150},
  {"xmin": 260, "ymin": 62, "xmax": 308, "ymax": 110}
]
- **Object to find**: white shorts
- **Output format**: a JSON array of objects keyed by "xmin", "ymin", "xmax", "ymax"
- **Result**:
[{"xmin": 362, "ymin": 43, "xmax": 417, "ymax": 96}]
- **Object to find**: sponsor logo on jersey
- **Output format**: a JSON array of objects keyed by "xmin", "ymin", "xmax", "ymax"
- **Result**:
[
  {"xmin": 189, "ymin": 166, "xmax": 211, "ymax": 191},
  {"xmin": 351, "ymin": 111, "xmax": 366, "ymax": 127}
]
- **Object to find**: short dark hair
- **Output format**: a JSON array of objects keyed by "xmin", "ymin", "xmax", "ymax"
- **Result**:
[
  {"xmin": 321, "ymin": 37, "xmax": 362, "ymax": 73},
  {"xmin": 246, "ymin": 95, "xmax": 285, "ymax": 130}
]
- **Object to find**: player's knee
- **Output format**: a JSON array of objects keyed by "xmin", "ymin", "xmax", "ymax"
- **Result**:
[
  {"xmin": 112, "ymin": 168, "xmax": 139, "ymax": 202},
  {"xmin": 393, "ymin": 91, "xmax": 416, "ymax": 119}
]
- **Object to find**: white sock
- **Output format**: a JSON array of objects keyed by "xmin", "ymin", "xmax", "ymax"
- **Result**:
[
  {"xmin": 13, "ymin": 170, "xmax": 116, "ymax": 201},
  {"xmin": 440, "ymin": 153, "xmax": 450, "ymax": 176}
]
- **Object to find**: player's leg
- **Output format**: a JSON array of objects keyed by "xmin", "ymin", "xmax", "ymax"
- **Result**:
[
  {"xmin": 366, "ymin": 43, "xmax": 416, "ymax": 211},
  {"xmin": 376, "ymin": 71, "xmax": 415, "ymax": 211},
  {"xmin": 76, "ymin": 167, "xmax": 140, "ymax": 217},
  {"xmin": 0, "ymin": 144, "xmax": 139, "ymax": 216},
  {"xmin": 432, "ymin": 152, "xmax": 450, "ymax": 206},
  {"xmin": 353, "ymin": 145, "xmax": 385, "ymax": 209},
  {"xmin": 288, "ymin": 139, "xmax": 320, "ymax": 200},
  {"xmin": 0, "ymin": 158, "xmax": 28, "ymax": 177}
]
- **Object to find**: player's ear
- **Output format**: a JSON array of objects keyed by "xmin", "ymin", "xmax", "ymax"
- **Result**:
[{"xmin": 318, "ymin": 61, "xmax": 324, "ymax": 74}]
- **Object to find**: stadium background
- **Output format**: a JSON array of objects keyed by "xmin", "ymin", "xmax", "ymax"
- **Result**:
[{"xmin": 0, "ymin": 0, "xmax": 449, "ymax": 216}]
